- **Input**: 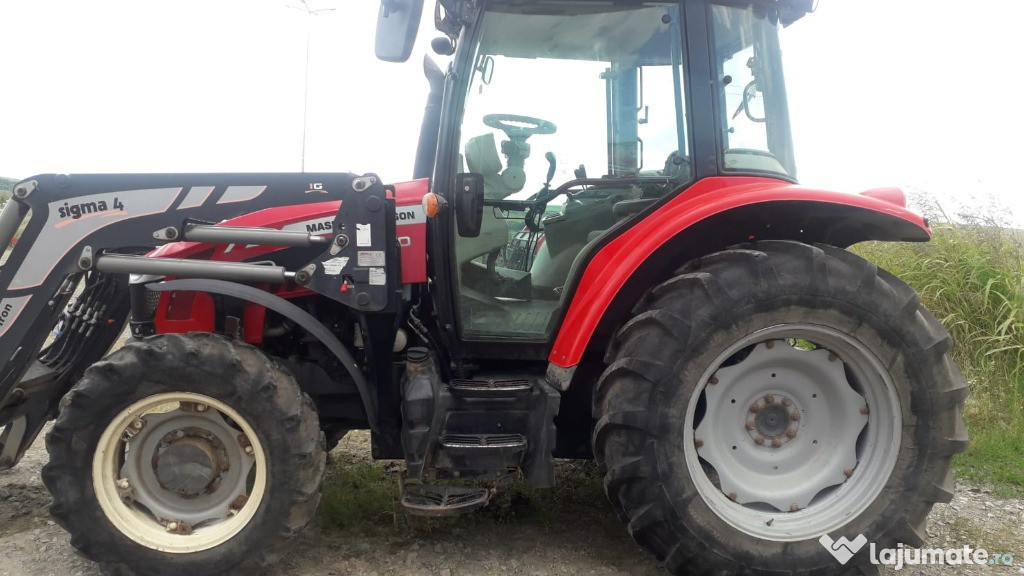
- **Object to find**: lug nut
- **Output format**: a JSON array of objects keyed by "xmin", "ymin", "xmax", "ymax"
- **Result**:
[
  {"xmin": 754, "ymin": 436, "xmax": 765, "ymax": 446},
  {"xmin": 790, "ymin": 503, "xmax": 800, "ymax": 512},
  {"xmin": 694, "ymin": 439, "xmax": 704, "ymax": 448},
  {"xmin": 166, "ymin": 522, "xmax": 178, "ymax": 532},
  {"xmin": 195, "ymin": 403, "xmax": 208, "ymax": 412},
  {"xmin": 727, "ymin": 492, "xmax": 738, "ymax": 501},
  {"xmin": 749, "ymin": 404, "xmax": 761, "ymax": 414},
  {"xmin": 244, "ymin": 445, "xmax": 254, "ymax": 455},
  {"xmin": 745, "ymin": 421, "xmax": 756, "ymax": 431},
  {"xmin": 132, "ymin": 419, "xmax": 144, "ymax": 429},
  {"xmin": 709, "ymin": 376, "xmax": 719, "ymax": 385},
  {"xmin": 781, "ymin": 397, "xmax": 791, "ymax": 407},
  {"xmin": 790, "ymin": 412, "xmax": 801, "ymax": 421},
  {"xmin": 763, "ymin": 395, "xmax": 775, "ymax": 404},
  {"xmin": 771, "ymin": 438, "xmax": 782, "ymax": 448},
  {"xmin": 785, "ymin": 429, "xmax": 797, "ymax": 439},
  {"xmin": 117, "ymin": 478, "xmax": 130, "ymax": 490}
]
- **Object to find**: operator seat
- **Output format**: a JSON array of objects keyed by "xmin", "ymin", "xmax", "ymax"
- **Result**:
[{"xmin": 465, "ymin": 133, "xmax": 520, "ymax": 200}]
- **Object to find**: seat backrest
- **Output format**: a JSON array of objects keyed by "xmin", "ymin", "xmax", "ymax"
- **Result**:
[
  {"xmin": 465, "ymin": 133, "xmax": 521, "ymax": 199},
  {"xmin": 465, "ymin": 133, "xmax": 502, "ymax": 176}
]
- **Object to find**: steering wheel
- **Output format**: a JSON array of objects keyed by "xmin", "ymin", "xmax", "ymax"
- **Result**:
[{"xmin": 483, "ymin": 114, "xmax": 557, "ymax": 138}]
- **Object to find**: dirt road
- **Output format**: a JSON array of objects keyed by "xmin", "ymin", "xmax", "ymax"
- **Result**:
[{"xmin": 1, "ymin": 430, "xmax": 1021, "ymax": 576}]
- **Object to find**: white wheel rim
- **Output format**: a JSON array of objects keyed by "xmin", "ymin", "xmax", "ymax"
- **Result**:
[
  {"xmin": 92, "ymin": 392, "xmax": 268, "ymax": 553},
  {"xmin": 683, "ymin": 324, "xmax": 901, "ymax": 541}
]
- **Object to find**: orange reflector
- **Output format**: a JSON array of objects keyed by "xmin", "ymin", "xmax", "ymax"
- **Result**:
[{"xmin": 422, "ymin": 193, "xmax": 440, "ymax": 218}]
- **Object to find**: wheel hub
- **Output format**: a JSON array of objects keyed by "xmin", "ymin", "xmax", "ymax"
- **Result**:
[
  {"xmin": 153, "ymin": 431, "xmax": 227, "ymax": 498},
  {"xmin": 116, "ymin": 399, "xmax": 257, "ymax": 529},
  {"xmin": 755, "ymin": 403, "xmax": 788, "ymax": 437},
  {"xmin": 693, "ymin": 339, "xmax": 869, "ymax": 511},
  {"xmin": 747, "ymin": 394, "xmax": 799, "ymax": 447}
]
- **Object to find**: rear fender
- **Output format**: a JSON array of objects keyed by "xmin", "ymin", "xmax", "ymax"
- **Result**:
[{"xmin": 547, "ymin": 176, "xmax": 929, "ymax": 382}]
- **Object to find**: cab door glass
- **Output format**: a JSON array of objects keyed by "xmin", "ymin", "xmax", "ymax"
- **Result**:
[
  {"xmin": 452, "ymin": 2, "xmax": 690, "ymax": 340},
  {"xmin": 712, "ymin": 5, "xmax": 796, "ymax": 177}
]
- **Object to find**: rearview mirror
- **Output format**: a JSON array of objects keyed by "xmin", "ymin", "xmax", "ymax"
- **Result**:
[
  {"xmin": 454, "ymin": 173, "xmax": 484, "ymax": 237},
  {"xmin": 476, "ymin": 55, "xmax": 494, "ymax": 85},
  {"xmin": 375, "ymin": 0, "xmax": 425, "ymax": 63}
]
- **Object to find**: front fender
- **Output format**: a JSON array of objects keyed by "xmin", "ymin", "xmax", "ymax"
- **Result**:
[
  {"xmin": 147, "ymin": 279, "xmax": 377, "ymax": 430},
  {"xmin": 548, "ymin": 176, "xmax": 929, "ymax": 372}
]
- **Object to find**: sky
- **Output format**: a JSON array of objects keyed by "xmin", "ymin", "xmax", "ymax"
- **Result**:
[{"xmin": 1, "ymin": 0, "xmax": 1022, "ymax": 224}]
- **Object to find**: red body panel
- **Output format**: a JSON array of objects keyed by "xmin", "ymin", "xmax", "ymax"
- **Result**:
[
  {"xmin": 150, "ymin": 179, "xmax": 430, "ymax": 283},
  {"xmin": 150, "ymin": 179, "xmax": 430, "ymax": 336},
  {"xmin": 392, "ymin": 179, "xmax": 430, "ymax": 284},
  {"xmin": 548, "ymin": 176, "xmax": 930, "ymax": 368},
  {"xmin": 155, "ymin": 291, "xmax": 215, "ymax": 334}
]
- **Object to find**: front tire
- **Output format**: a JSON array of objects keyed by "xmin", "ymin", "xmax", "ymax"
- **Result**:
[
  {"xmin": 593, "ymin": 241, "xmax": 968, "ymax": 575},
  {"xmin": 43, "ymin": 333, "xmax": 326, "ymax": 576}
]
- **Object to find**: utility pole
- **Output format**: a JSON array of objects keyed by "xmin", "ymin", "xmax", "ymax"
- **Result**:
[{"xmin": 291, "ymin": 0, "xmax": 335, "ymax": 172}]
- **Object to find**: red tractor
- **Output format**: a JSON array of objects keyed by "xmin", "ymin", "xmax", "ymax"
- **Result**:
[{"xmin": 0, "ymin": 1, "xmax": 966, "ymax": 575}]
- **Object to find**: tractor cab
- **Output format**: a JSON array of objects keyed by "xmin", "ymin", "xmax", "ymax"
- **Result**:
[{"xmin": 394, "ymin": 0, "xmax": 808, "ymax": 348}]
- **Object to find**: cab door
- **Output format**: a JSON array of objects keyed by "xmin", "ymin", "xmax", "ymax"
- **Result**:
[{"xmin": 440, "ymin": 1, "xmax": 693, "ymax": 353}]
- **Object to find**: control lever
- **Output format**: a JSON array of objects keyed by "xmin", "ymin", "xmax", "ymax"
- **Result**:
[
  {"xmin": 544, "ymin": 152, "xmax": 556, "ymax": 187},
  {"xmin": 527, "ymin": 152, "xmax": 559, "ymax": 232}
]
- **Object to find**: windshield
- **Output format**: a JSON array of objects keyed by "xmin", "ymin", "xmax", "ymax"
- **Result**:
[{"xmin": 711, "ymin": 4, "xmax": 796, "ymax": 178}]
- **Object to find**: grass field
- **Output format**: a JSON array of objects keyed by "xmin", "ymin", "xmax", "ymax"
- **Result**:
[{"xmin": 854, "ymin": 206, "xmax": 1024, "ymax": 495}]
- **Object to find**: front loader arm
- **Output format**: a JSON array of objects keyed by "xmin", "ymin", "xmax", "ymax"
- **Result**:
[{"xmin": 0, "ymin": 172, "xmax": 396, "ymax": 468}]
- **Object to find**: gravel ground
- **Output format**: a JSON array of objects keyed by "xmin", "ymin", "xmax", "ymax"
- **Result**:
[{"xmin": 1, "ymin": 430, "xmax": 1021, "ymax": 576}]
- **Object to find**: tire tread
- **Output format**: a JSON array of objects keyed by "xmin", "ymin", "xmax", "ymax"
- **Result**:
[{"xmin": 593, "ymin": 241, "xmax": 968, "ymax": 576}]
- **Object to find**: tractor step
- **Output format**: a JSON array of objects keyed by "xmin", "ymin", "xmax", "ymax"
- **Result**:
[
  {"xmin": 400, "ymin": 482, "xmax": 491, "ymax": 517},
  {"xmin": 400, "ymin": 349, "xmax": 560, "ymax": 487},
  {"xmin": 448, "ymin": 378, "xmax": 533, "ymax": 399},
  {"xmin": 440, "ymin": 433, "xmax": 527, "ymax": 450},
  {"xmin": 435, "ymin": 433, "xmax": 528, "ymax": 475}
]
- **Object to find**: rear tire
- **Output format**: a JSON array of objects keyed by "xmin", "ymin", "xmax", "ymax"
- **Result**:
[
  {"xmin": 593, "ymin": 241, "xmax": 968, "ymax": 575},
  {"xmin": 43, "ymin": 333, "xmax": 326, "ymax": 576}
]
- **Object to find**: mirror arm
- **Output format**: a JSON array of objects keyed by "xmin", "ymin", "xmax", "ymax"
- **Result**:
[{"xmin": 437, "ymin": 0, "xmax": 471, "ymax": 38}]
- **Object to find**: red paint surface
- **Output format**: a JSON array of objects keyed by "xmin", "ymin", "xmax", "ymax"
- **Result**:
[
  {"xmin": 155, "ymin": 291, "xmax": 215, "ymax": 334},
  {"xmin": 392, "ymin": 178, "xmax": 430, "ymax": 284},
  {"xmin": 151, "ymin": 179, "xmax": 430, "ymax": 336},
  {"xmin": 548, "ymin": 177, "xmax": 929, "ymax": 368},
  {"xmin": 150, "ymin": 178, "xmax": 430, "ymax": 284}
]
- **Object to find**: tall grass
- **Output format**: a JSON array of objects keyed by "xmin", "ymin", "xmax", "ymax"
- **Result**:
[{"xmin": 854, "ymin": 199, "xmax": 1024, "ymax": 492}]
